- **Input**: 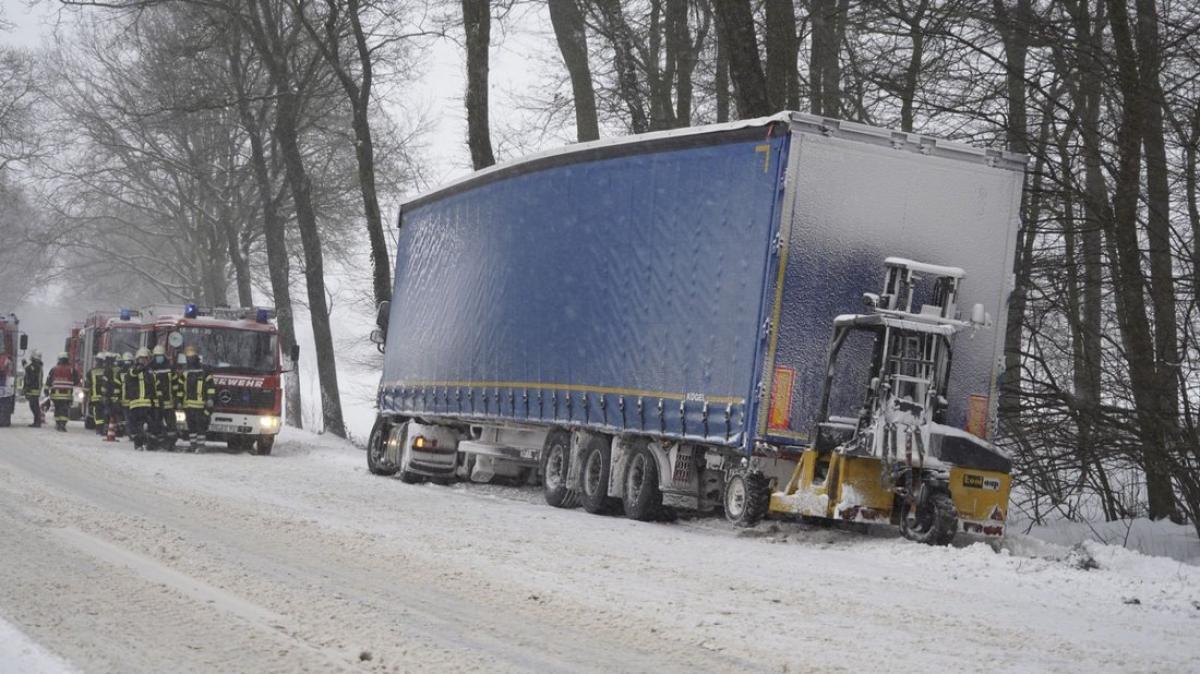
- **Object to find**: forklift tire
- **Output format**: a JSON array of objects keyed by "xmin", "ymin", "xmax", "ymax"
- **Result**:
[
  {"xmin": 622, "ymin": 444, "xmax": 664, "ymax": 521},
  {"xmin": 723, "ymin": 470, "xmax": 770, "ymax": 528},
  {"xmin": 541, "ymin": 430, "xmax": 579, "ymax": 508},
  {"xmin": 580, "ymin": 435, "xmax": 621, "ymax": 515},
  {"xmin": 899, "ymin": 489, "xmax": 958, "ymax": 546},
  {"xmin": 366, "ymin": 418, "xmax": 398, "ymax": 476}
]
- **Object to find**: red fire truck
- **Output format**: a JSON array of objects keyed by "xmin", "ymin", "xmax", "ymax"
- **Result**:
[
  {"xmin": 0, "ymin": 312, "xmax": 29, "ymax": 427},
  {"xmin": 142, "ymin": 305, "xmax": 295, "ymax": 454},
  {"xmin": 63, "ymin": 322, "xmax": 87, "ymax": 420}
]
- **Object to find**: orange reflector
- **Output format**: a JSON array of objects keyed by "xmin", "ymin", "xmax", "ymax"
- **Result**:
[
  {"xmin": 966, "ymin": 394, "xmax": 990, "ymax": 439},
  {"xmin": 768, "ymin": 366, "xmax": 795, "ymax": 431}
]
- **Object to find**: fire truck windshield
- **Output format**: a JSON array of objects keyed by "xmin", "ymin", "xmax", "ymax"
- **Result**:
[
  {"xmin": 109, "ymin": 327, "xmax": 142, "ymax": 356},
  {"xmin": 180, "ymin": 327, "xmax": 277, "ymax": 373}
]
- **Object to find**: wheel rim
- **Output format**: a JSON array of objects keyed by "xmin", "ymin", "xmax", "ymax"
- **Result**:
[
  {"xmin": 725, "ymin": 476, "xmax": 746, "ymax": 519},
  {"xmin": 369, "ymin": 427, "xmax": 386, "ymax": 466},
  {"xmin": 398, "ymin": 425, "xmax": 412, "ymax": 471},
  {"xmin": 626, "ymin": 453, "xmax": 647, "ymax": 502},
  {"xmin": 545, "ymin": 443, "xmax": 566, "ymax": 490},
  {"xmin": 583, "ymin": 449, "xmax": 603, "ymax": 497}
]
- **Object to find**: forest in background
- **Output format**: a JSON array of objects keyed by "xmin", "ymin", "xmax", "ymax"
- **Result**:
[{"xmin": 2, "ymin": 0, "xmax": 1199, "ymax": 534}]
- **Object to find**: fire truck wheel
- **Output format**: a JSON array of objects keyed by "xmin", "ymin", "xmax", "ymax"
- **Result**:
[
  {"xmin": 254, "ymin": 435, "xmax": 275, "ymax": 456},
  {"xmin": 899, "ymin": 488, "xmax": 958, "ymax": 546},
  {"xmin": 366, "ymin": 418, "xmax": 398, "ymax": 476},
  {"xmin": 723, "ymin": 470, "xmax": 770, "ymax": 527},
  {"xmin": 541, "ymin": 430, "xmax": 579, "ymax": 508},
  {"xmin": 580, "ymin": 435, "xmax": 621, "ymax": 516},
  {"xmin": 622, "ymin": 444, "xmax": 664, "ymax": 521}
]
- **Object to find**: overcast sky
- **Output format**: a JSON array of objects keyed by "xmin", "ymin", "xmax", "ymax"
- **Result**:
[{"xmin": 0, "ymin": 0, "xmax": 567, "ymax": 205}]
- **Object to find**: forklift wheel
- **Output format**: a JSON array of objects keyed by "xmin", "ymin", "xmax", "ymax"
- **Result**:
[
  {"xmin": 723, "ymin": 470, "xmax": 770, "ymax": 528},
  {"xmin": 899, "ymin": 489, "xmax": 958, "ymax": 546}
]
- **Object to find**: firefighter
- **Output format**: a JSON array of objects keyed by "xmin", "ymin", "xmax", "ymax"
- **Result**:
[
  {"xmin": 117, "ymin": 352, "xmax": 134, "ymax": 437},
  {"xmin": 147, "ymin": 345, "xmax": 178, "ymax": 451},
  {"xmin": 43, "ymin": 352, "xmax": 80, "ymax": 432},
  {"xmin": 122, "ymin": 347, "xmax": 156, "ymax": 450},
  {"xmin": 107, "ymin": 352, "xmax": 124, "ymax": 436},
  {"xmin": 85, "ymin": 352, "xmax": 110, "ymax": 435},
  {"xmin": 22, "ymin": 350, "xmax": 43, "ymax": 427},
  {"xmin": 177, "ymin": 345, "xmax": 215, "ymax": 452}
]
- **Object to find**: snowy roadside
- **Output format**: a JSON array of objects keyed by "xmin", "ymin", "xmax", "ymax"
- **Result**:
[
  {"xmin": 0, "ymin": 615, "xmax": 76, "ymax": 674},
  {"xmin": 1, "ymin": 417, "xmax": 1198, "ymax": 673}
]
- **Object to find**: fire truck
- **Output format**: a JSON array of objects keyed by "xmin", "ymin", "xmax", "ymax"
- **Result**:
[
  {"xmin": 63, "ymin": 322, "xmax": 87, "ymax": 420},
  {"xmin": 0, "ymin": 313, "xmax": 29, "ymax": 427},
  {"xmin": 142, "ymin": 305, "xmax": 296, "ymax": 454},
  {"xmin": 78, "ymin": 309, "xmax": 146, "ymax": 427}
]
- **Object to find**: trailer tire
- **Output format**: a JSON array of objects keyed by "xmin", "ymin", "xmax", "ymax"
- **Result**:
[
  {"xmin": 622, "ymin": 444, "xmax": 664, "ymax": 521},
  {"xmin": 899, "ymin": 488, "xmax": 958, "ymax": 546},
  {"xmin": 541, "ymin": 430, "xmax": 579, "ymax": 508},
  {"xmin": 367, "ymin": 418, "xmax": 398, "ymax": 476},
  {"xmin": 723, "ymin": 470, "xmax": 770, "ymax": 527},
  {"xmin": 580, "ymin": 436, "xmax": 621, "ymax": 515}
]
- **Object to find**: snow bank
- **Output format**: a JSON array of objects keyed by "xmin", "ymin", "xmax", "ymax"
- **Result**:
[
  {"xmin": 0, "ymin": 616, "xmax": 76, "ymax": 674},
  {"xmin": 1015, "ymin": 517, "xmax": 1200, "ymax": 566}
]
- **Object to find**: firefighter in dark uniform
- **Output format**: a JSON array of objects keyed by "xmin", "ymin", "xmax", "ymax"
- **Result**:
[
  {"xmin": 123, "ymin": 347, "xmax": 156, "ymax": 450},
  {"xmin": 85, "ymin": 352, "xmax": 110, "ymax": 435},
  {"xmin": 107, "ymin": 352, "xmax": 124, "ymax": 436},
  {"xmin": 44, "ymin": 352, "xmax": 80, "ymax": 432},
  {"xmin": 22, "ymin": 350, "xmax": 44, "ymax": 427},
  {"xmin": 147, "ymin": 345, "xmax": 178, "ymax": 450},
  {"xmin": 177, "ymin": 345, "xmax": 215, "ymax": 452},
  {"xmin": 116, "ymin": 351, "xmax": 133, "ymax": 437}
]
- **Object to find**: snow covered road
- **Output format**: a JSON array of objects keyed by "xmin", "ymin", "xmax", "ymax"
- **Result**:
[{"xmin": 0, "ymin": 421, "xmax": 1197, "ymax": 673}]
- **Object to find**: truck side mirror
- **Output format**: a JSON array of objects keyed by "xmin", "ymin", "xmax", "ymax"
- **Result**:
[
  {"xmin": 375, "ymin": 300, "xmax": 390, "ymax": 332},
  {"xmin": 369, "ymin": 328, "xmax": 386, "ymax": 354},
  {"xmin": 19, "ymin": 334, "xmax": 27, "ymax": 351}
]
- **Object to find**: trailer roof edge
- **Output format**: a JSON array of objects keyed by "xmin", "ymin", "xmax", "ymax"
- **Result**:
[{"xmin": 398, "ymin": 111, "xmax": 1028, "ymax": 217}]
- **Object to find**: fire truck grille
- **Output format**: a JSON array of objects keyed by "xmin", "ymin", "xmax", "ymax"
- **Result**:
[{"xmin": 215, "ymin": 386, "xmax": 275, "ymax": 411}]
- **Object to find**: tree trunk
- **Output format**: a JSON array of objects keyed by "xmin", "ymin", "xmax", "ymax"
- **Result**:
[
  {"xmin": 899, "ymin": 0, "xmax": 930, "ymax": 132},
  {"xmin": 462, "ymin": 0, "xmax": 495, "ymax": 169},
  {"xmin": 223, "ymin": 218, "xmax": 254, "ymax": 307},
  {"xmin": 594, "ymin": 0, "xmax": 649, "ymax": 133},
  {"xmin": 244, "ymin": 0, "xmax": 346, "ymax": 437},
  {"xmin": 666, "ymin": 0, "xmax": 693, "ymax": 127},
  {"xmin": 993, "ymin": 0, "xmax": 1032, "ymax": 430},
  {"xmin": 1104, "ymin": 0, "xmax": 1177, "ymax": 519},
  {"xmin": 764, "ymin": 0, "xmax": 798, "ymax": 111},
  {"xmin": 821, "ymin": 0, "xmax": 848, "ymax": 116},
  {"xmin": 711, "ymin": 0, "xmax": 770, "ymax": 118},
  {"xmin": 715, "ymin": 19, "xmax": 730, "ymax": 122},
  {"xmin": 227, "ymin": 30, "xmax": 303, "ymax": 429},
  {"xmin": 548, "ymin": 0, "xmax": 599, "ymax": 141}
]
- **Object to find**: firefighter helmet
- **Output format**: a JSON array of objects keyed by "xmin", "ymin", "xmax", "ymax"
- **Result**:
[
  {"xmin": 121, "ymin": 352, "xmax": 133, "ymax": 363},
  {"xmin": 152, "ymin": 345, "xmax": 166, "ymax": 357},
  {"xmin": 57, "ymin": 351, "xmax": 69, "ymax": 362},
  {"xmin": 183, "ymin": 345, "xmax": 198, "ymax": 358},
  {"xmin": 30, "ymin": 350, "xmax": 41, "ymax": 361},
  {"xmin": 135, "ymin": 347, "xmax": 151, "ymax": 360}
]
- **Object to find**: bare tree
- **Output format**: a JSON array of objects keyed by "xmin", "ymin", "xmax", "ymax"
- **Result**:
[{"xmin": 462, "ymin": 0, "xmax": 496, "ymax": 168}]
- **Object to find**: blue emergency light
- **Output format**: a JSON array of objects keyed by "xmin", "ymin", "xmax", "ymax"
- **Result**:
[
  {"xmin": 184, "ymin": 303, "xmax": 199, "ymax": 319},
  {"xmin": 256, "ymin": 308, "xmax": 270, "ymax": 323},
  {"xmin": 119, "ymin": 308, "xmax": 131, "ymax": 321}
]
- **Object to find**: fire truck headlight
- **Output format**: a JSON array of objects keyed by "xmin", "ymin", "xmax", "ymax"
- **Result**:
[
  {"xmin": 259, "ymin": 416, "xmax": 281, "ymax": 432},
  {"xmin": 74, "ymin": 389, "xmax": 85, "ymax": 404}
]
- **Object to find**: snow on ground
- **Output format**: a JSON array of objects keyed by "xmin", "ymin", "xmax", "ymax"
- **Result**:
[
  {"xmin": 1, "ymin": 407, "xmax": 1198, "ymax": 673},
  {"xmin": 0, "ymin": 615, "xmax": 76, "ymax": 674},
  {"xmin": 1013, "ymin": 517, "xmax": 1200, "ymax": 566}
]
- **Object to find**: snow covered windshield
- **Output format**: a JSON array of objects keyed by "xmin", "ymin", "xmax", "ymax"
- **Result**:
[
  {"xmin": 109, "ymin": 327, "xmax": 142, "ymax": 356},
  {"xmin": 179, "ymin": 327, "xmax": 277, "ymax": 373}
]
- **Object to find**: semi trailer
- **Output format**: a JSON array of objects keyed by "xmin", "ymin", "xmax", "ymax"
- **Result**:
[{"xmin": 369, "ymin": 112, "xmax": 1025, "ymax": 544}]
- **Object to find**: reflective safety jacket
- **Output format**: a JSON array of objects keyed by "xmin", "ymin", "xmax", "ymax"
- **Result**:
[
  {"xmin": 107, "ymin": 366, "xmax": 122, "ymax": 401},
  {"xmin": 22, "ymin": 360, "xmax": 42, "ymax": 396},
  {"xmin": 85, "ymin": 367, "xmax": 109, "ymax": 402},
  {"xmin": 177, "ymin": 367, "xmax": 215, "ymax": 410},
  {"xmin": 149, "ymin": 365, "xmax": 177, "ymax": 410},
  {"xmin": 46, "ymin": 364, "xmax": 80, "ymax": 401},
  {"xmin": 120, "ymin": 366, "xmax": 156, "ymax": 410}
]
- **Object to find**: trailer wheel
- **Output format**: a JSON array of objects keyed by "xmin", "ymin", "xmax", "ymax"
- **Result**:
[
  {"xmin": 366, "ymin": 418, "xmax": 398, "ymax": 476},
  {"xmin": 899, "ymin": 488, "xmax": 958, "ymax": 546},
  {"xmin": 622, "ymin": 444, "xmax": 663, "ymax": 521},
  {"xmin": 541, "ymin": 430, "xmax": 579, "ymax": 508},
  {"xmin": 723, "ymin": 470, "xmax": 770, "ymax": 527},
  {"xmin": 580, "ymin": 436, "xmax": 621, "ymax": 515}
]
